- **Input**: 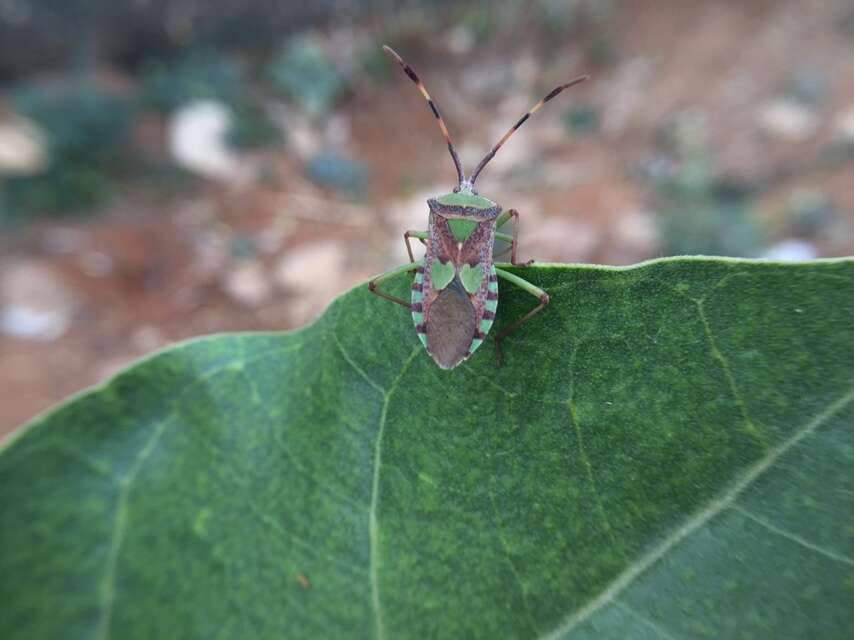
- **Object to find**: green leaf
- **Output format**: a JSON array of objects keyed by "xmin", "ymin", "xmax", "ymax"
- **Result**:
[{"xmin": 2, "ymin": 257, "xmax": 853, "ymax": 639}]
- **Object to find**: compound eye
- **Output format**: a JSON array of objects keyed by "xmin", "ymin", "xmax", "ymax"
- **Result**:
[{"xmin": 453, "ymin": 186, "xmax": 460, "ymax": 193}]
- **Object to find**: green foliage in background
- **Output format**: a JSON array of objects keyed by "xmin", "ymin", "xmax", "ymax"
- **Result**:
[
  {"xmin": 562, "ymin": 104, "xmax": 599, "ymax": 137},
  {"xmin": 140, "ymin": 53, "xmax": 245, "ymax": 112},
  {"xmin": 452, "ymin": 4, "xmax": 500, "ymax": 42},
  {"xmin": 140, "ymin": 52, "xmax": 281, "ymax": 150},
  {"xmin": 268, "ymin": 37, "xmax": 348, "ymax": 115},
  {"xmin": 356, "ymin": 45, "xmax": 393, "ymax": 86},
  {"xmin": 2, "ymin": 258, "xmax": 853, "ymax": 639},
  {"xmin": 1, "ymin": 85, "xmax": 134, "ymax": 221},
  {"xmin": 655, "ymin": 117, "xmax": 765, "ymax": 257},
  {"xmin": 305, "ymin": 150, "xmax": 370, "ymax": 196}
]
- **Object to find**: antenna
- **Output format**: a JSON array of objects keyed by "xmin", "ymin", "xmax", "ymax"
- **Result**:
[
  {"xmin": 383, "ymin": 45, "xmax": 465, "ymax": 186},
  {"xmin": 468, "ymin": 75, "xmax": 589, "ymax": 186}
]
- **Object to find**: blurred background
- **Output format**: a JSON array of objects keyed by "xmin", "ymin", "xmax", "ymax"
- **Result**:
[{"xmin": 1, "ymin": 0, "xmax": 853, "ymax": 436}]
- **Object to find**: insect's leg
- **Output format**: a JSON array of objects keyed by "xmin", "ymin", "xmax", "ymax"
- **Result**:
[
  {"xmin": 492, "ymin": 267, "xmax": 549, "ymax": 366},
  {"xmin": 368, "ymin": 261, "xmax": 422, "ymax": 309},
  {"xmin": 495, "ymin": 231, "xmax": 513, "ymax": 243},
  {"xmin": 493, "ymin": 231, "xmax": 514, "ymax": 259},
  {"xmin": 494, "ymin": 210, "xmax": 515, "ymax": 258},
  {"xmin": 403, "ymin": 230, "xmax": 429, "ymax": 263},
  {"xmin": 495, "ymin": 209, "xmax": 514, "ymax": 228},
  {"xmin": 500, "ymin": 209, "xmax": 534, "ymax": 267}
]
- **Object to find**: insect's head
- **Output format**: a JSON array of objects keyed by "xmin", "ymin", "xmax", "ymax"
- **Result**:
[
  {"xmin": 428, "ymin": 183, "xmax": 499, "ymax": 219},
  {"xmin": 382, "ymin": 45, "xmax": 588, "ymax": 193}
]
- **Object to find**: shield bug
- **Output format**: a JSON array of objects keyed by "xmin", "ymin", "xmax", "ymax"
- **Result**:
[{"xmin": 369, "ymin": 45, "xmax": 588, "ymax": 369}]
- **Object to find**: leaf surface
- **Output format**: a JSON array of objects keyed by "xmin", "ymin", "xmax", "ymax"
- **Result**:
[{"xmin": 2, "ymin": 258, "xmax": 853, "ymax": 639}]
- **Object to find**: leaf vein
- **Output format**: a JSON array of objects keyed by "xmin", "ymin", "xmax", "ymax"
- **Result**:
[
  {"xmin": 370, "ymin": 346, "xmax": 421, "ymax": 640},
  {"xmin": 94, "ymin": 414, "xmax": 172, "ymax": 640},
  {"xmin": 565, "ymin": 339, "xmax": 621, "ymax": 554},
  {"xmin": 540, "ymin": 385, "xmax": 854, "ymax": 639},
  {"xmin": 693, "ymin": 295, "xmax": 768, "ymax": 449},
  {"xmin": 615, "ymin": 600, "xmax": 680, "ymax": 640},
  {"xmin": 94, "ymin": 344, "xmax": 300, "ymax": 639},
  {"xmin": 488, "ymin": 491, "xmax": 541, "ymax": 635},
  {"xmin": 247, "ymin": 502, "xmax": 368, "ymax": 575},
  {"xmin": 333, "ymin": 332, "xmax": 386, "ymax": 395},
  {"xmin": 731, "ymin": 505, "xmax": 854, "ymax": 568}
]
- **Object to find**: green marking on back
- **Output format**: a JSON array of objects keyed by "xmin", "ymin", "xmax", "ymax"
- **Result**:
[
  {"xmin": 432, "ymin": 260, "xmax": 455, "ymax": 290},
  {"xmin": 448, "ymin": 218, "xmax": 478, "ymax": 243},
  {"xmin": 460, "ymin": 263, "xmax": 484, "ymax": 294},
  {"xmin": 436, "ymin": 191, "xmax": 495, "ymax": 210}
]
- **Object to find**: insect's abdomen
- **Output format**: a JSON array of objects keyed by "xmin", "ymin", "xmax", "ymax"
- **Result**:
[
  {"xmin": 424, "ymin": 277, "xmax": 476, "ymax": 369},
  {"xmin": 411, "ymin": 264, "xmax": 498, "ymax": 369}
]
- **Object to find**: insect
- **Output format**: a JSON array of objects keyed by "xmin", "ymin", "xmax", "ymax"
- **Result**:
[{"xmin": 369, "ymin": 45, "xmax": 588, "ymax": 369}]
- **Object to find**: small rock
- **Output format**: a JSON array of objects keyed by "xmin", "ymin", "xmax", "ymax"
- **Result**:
[
  {"xmin": 168, "ymin": 100, "xmax": 248, "ymax": 182},
  {"xmin": 511, "ymin": 53, "xmax": 539, "ymax": 94},
  {"xmin": 78, "ymin": 251, "xmax": 114, "ymax": 277},
  {"xmin": 762, "ymin": 239, "xmax": 818, "ymax": 262},
  {"xmin": 519, "ymin": 215, "xmax": 600, "ymax": 262},
  {"xmin": 274, "ymin": 241, "xmax": 345, "ymax": 292},
  {"xmin": 611, "ymin": 209, "xmax": 660, "ymax": 261},
  {"xmin": 130, "ymin": 325, "xmax": 167, "ymax": 353},
  {"xmin": 461, "ymin": 60, "xmax": 514, "ymax": 98},
  {"xmin": 0, "ymin": 115, "xmax": 47, "ymax": 175},
  {"xmin": 191, "ymin": 229, "xmax": 231, "ymax": 279},
  {"xmin": 96, "ymin": 355, "xmax": 136, "ymax": 382},
  {"xmin": 277, "ymin": 107, "xmax": 320, "ymax": 161},
  {"xmin": 834, "ymin": 107, "xmax": 854, "ymax": 142},
  {"xmin": 757, "ymin": 100, "xmax": 818, "ymax": 142},
  {"xmin": 446, "ymin": 25, "xmax": 475, "ymax": 56},
  {"xmin": 255, "ymin": 228, "xmax": 286, "ymax": 255},
  {"xmin": 221, "ymin": 260, "xmax": 273, "ymax": 308},
  {"xmin": 601, "ymin": 57, "xmax": 653, "ymax": 134},
  {"xmin": 0, "ymin": 260, "xmax": 76, "ymax": 341},
  {"xmin": 41, "ymin": 227, "xmax": 86, "ymax": 254},
  {"xmin": 324, "ymin": 113, "xmax": 351, "ymax": 148},
  {"xmin": 175, "ymin": 198, "xmax": 217, "ymax": 227},
  {"xmin": 274, "ymin": 240, "xmax": 346, "ymax": 323}
]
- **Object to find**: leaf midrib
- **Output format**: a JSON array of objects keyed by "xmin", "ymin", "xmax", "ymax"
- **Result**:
[{"xmin": 333, "ymin": 330, "xmax": 422, "ymax": 640}]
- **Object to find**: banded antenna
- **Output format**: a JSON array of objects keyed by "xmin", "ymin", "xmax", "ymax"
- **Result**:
[
  {"xmin": 383, "ymin": 45, "xmax": 465, "ymax": 186},
  {"xmin": 468, "ymin": 74, "xmax": 589, "ymax": 186}
]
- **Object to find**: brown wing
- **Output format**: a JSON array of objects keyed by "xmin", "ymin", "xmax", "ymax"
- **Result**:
[{"xmin": 426, "ymin": 277, "xmax": 477, "ymax": 369}]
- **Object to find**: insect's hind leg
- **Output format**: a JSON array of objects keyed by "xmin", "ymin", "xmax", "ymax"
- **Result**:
[
  {"xmin": 495, "ymin": 209, "xmax": 534, "ymax": 267},
  {"xmin": 368, "ymin": 261, "xmax": 423, "ymax": 309},
  {"xmin": 403, "ymin": 230, "xmax": 429, "ymax": 263},
  {"xmin": 492, "ymin": 266, "xmax": 549, "ymax": 366}
]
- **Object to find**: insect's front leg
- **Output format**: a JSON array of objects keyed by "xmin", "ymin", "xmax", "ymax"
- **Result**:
[
  {"xmin": 403, "ymin": 230, "xmax": 429, "ymax": 263},
  {"xmin": 495, "ymin": 209, "xmax": 534, "ymax": 267},
  {"xmin": 492, "ymin": 266, "xmax": 549, "ymax": 366},
  {"xmin": 368, "ymin": 261, "xmax": 422, "ymax": 309}
]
